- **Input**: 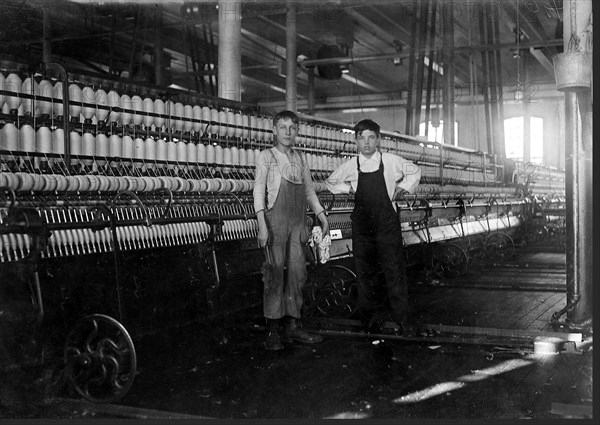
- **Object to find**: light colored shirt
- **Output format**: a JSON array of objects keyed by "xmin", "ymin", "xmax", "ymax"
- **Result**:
[
  {"xmin": 325, "ymin": 151, "xmax": 421, "ymax": 208},
  {"xmin": 253, "ymin": 147, "xmax": 324, "ymax": 215}
]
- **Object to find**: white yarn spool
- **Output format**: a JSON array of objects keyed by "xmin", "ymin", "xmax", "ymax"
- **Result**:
[
  {"xmin": 166, "ymin": 139, "xmax": 177, "ymax": 169},
  {"xmin": 122, "ymin": 134, "xmax": 134, "ymax": 164},
  {"xmin": 154, "ymin": 98, "xmax": 165, "ymax": 129},
  {"xmin": 19, "ymin": 124, "xmax": 36, "ymax": 158},
  {"xmin": 226, "ymin": 110, "xmax": 235, "ymax": 138},
  {"xmin": 238, "ymin": 146, "xmax": 247, "ymax": 166},
  {"xmin": 36, "ymin": 125, "xmax": 52, "ymax": 155},
  {"xmin": 201, "ymin": 106, "xmax": 211, "ymax": 135},
  {"xmin": 215, "ymin": 144, "xmax": 224, "ymax": 165},
  {"xmin": 109, "ymin": 134, "xmax": 122, "ymax": 159},
  {"xmin": 52, "ymin": 128, "xmax": 65, "ymax": 161},
  {"xmin": 245, "ymin": 148, "xmax": 254, "ymax": 166},
  {"xmin": 142, "ymin": 97, "xmax": 154, "ymax": 128},
  {"xmin": 81, "ymin": 86, "xmax": 95, "ymax": 121},
  {"xmin": 155, "ymin": 138, "xmax": 166, "ymax": 162},
  {"xmin": 37, "ymin": 79, "xmax": 53, "ymax": 117},
  {"xmin": 234, "ymin": 112, "xmax": 243, "ymax": 138},
  {"xmin": 186, "ymin": 140, "xmax": 197, "ymax": 167},
  {"xmin": 197, "ymin": 143, "xmax": 206, "ymax": 163},
  {"xmin": 263, "ymin": 117, "xmax": 272, "ymax": 142},
  {"xmin": 206, "ymin": 143, "xmax": 215, "ymax": 163},
  {"xmin": 68, "ymin": 83, "xmax": 82, "ymax": 121},
  {"xmin": 5, "ymin": 73, "xmax": 22, "ymax": 112},
  {"xmin": 95, "ymin": 132, "xmax": 108, "ymax": 166},
  {"xmin": 174, "ymin": 102, "xmax": 185, "ymax": 131},
  {"xmin": 120, "ymin": 94, "xmax": 133, "ymax": 126},
  {"xmin": 1, "ymin": 122, "xmax": 18, "ymax": 161},
  {"xmin": 255, "ymin": 116, "xmax": 264, "ymax": 142},
  {"xmin": 183, "ymin": 104, "xmax": 193, "ymax": 133},
  {"xmin": 192, "ymin": 105, "xmax": 202, "ymax": 133},
  {"xmin": 0, "ymin": 72, "xmax": 4, "ymax": 110},
  {"xmin": 145, "ymin": 137, "xmax": 157, "ymax": 164},
  {"xmin": 107, "ymin": 90, "xmax": 121, "ymax": 124},
  {"xmin": 96, "ymin": 88, "xmax": 109, "ymax": 123},
  {"xmin": 249, "ymin": 115, "xmax": 257, "ymax": 141},
  {"xmin": 210, "ymin": 107, "xmax": 220, "ymax": 136},
  {"xmin": 131, "ymin": 95, "xmax": 143, "ymax": 126},
  {"xmin": 22, "ymin": 77, "xmax": 40, "ymax": 116},
  {"xmin": 241, "ymin": 114, "xmax": 249, "ymax": 140},
  {"xmin": 81, "ymin": 131, "xmax": 95, "ymax": 166},
  {"xmin": 52, "ymin": 82, "xmax": 64, "ymax": 117},
  {"xmin": 133, "ymin": 137, "xmax": 145, "ymax": 167},
  {"xmin": 218, "ymin": 110, "xmax": 228, "ymax": 138}
]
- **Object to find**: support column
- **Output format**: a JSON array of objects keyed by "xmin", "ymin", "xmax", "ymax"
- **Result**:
[
  {"xmin": 562, "ymin": 0, "xmax": 593, "ymax": 326},
  {"xmin": 42, "ymin": 5, "xmax": 52, "ymax": 64},
  {"xmin": 286, "ymin": 1, "xmax": 297, "ymax": 112},
  {"xmin": 217, "ymin": 0, "xmax": 241, "ymax": 101}
]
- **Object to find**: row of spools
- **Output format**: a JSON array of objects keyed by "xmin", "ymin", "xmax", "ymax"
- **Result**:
[
  {"xmin": 0, "ymin": 124, "xmax": 346, "ymax": 171},
  {"xmin": 0, "ymin": 72, "xmax": 357, "ymax": 151}
]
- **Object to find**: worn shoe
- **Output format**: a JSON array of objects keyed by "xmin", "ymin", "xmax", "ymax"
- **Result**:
[
  {"xmin": 283, "ymin": 317, "xmax": 323, "ymax": 344},
  {"xmin": 265, "ymin": 330, "xmax": 284, "ymax": 351}
]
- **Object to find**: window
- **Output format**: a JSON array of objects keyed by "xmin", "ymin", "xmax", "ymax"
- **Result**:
[
  {"xmin": 504, "ymin": 116, "xmax": 544, "ymax": 163},
  {"xmin": 419, "ymin": 120, "xmax": 458, "ymax": 146}
]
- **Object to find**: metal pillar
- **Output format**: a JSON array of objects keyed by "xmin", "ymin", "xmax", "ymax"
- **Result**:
[
  {"xmin": 562, "ymin": 0, "xmax": 593, "ymax": 326},
  {"xmin": 217, "ymin": 0, "xmax": 241, "ymax": 101},
  {"xmin": 42, "ymin": 6, "xmax": 52, "ymax": 64},
  {"xmin": 285, "ymin": 1, "xmax": 297, "ymax": 112}
]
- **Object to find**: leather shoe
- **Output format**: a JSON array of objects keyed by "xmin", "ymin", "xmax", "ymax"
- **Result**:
[
  {"xmin": 283, "ymin": 326, "xmax": 323, "ymax": 344},
  {"xmin": 265, "ymin": 330, "xmax": 284, "ymax": 351},
  {"xmin": 283, "ymin": 317, "xmax": 323, "ymax": 344}
]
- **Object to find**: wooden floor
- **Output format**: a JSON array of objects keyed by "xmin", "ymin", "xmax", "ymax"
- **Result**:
[{"xmin": 1, "ymin": 244, "xmax": 595, "ymax": 420}]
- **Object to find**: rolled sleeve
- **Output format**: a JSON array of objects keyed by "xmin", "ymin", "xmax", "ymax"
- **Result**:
[
  {"xmin": 253, "ymin": 150, "xmax": 270, "ymax": 213},
  {"xmin": 325, "ymin": 160, "xmax": 354, "ymax": 194}
]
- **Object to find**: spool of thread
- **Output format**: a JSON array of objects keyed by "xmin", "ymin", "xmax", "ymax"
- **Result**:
[
  {"xmin": 215, "ymin": 144, "xmax": 224, "ymax": 165},
  {"xmin": 133, "ymin": 137, "xmax": 145, "ymax": 168},
  {"xmin": 69, "ymin": 131, "xmax": 82, "ymax": 165},
  {"xmin": 122, "ymin": 134, "xmax": 134, "ymax": 165},
  {"xmin": 96, "ymin": 88, "xmax": 109, "ymax": 123},
  {"xmin": 186, "ymin": 140, "xmax": 197, "ymax": 168},
  {"xmin": 197, "ymin": 143, "xmax": 206, "ymax": 163},
  {"xmin": 81, "ymin": 131, "xmax": 95, "ymax": 166},
  {"xmin": 263, "ymin": 117, "xmax": 273, "ymax": 142},
  {"xmin": 81, "ymin": 86, "xmax": 95, "ymax": 121},
  {"xmin": 37, "ymin": 79, "xmax": 53, "ymax": 117},
  {"xmin": 234, "ymin": 112, "xmax": 243, "ymax": 139},
  {"xmin": 107, "ymin": 90, "xmax": 121, "ymax": 124},
  {"xmin": 201, "ymin": 106, "xmax": 211, "ymax": 136},
  {"xmin": 231, "ymin": 146, "xmax": 240, "ymax": 166},
  {"xmin": 145, "ymin": 137, "xmax": 157, "ymax": 168},
  {"xmin": 218, "ymin": 110, "xmax": 228, "ymax": 138},
  {"xmin": 183, "ymin": 104, "xmax": 193, "ymax": 133},
  {"xmin": 142, "ymin": 97, "xmax": 154, "ymax": 128},
  {"xmin": 206, "ymin": 143, "xmax": 215, "ymax": 163},
  {"xmin": 166, "ymin": 139, "xmax": 177, "ymax": 169},
  {"xmin": 0, "ymin": 72, "xmax": 5, "ymax": 110},
  {"xmin": 154, "ymin": 98, "xmax": 165, "ymax": 130},
  {"xmin": 246, "ymin": 148, "xmax": 254, "ymax": 167},
  {"xmin": 242, "ymin": 114, "xmax": 250, "ymax": 140},
  {"xmin": 19, "ymin": 124, "xmax": 36, "ymax": 163},
  {"xmin": 52, "ymin": 128, "xmax": 65, "ymax": 164},
  {"xmin": 226, "ymin": 110, "xmax": 235, "ymax": 138},
  {"xmin": 193, "ymin": 105, "xmax": 203, "ymax": 133},
  {"xmin": 174, "ymin": 102, "xmax": 185, "ymax": 132},
  {"xmin": 68, "ymin": 84, "xmax": 82, "ymax": 121},
  {"xmin": 36, "ymin": 126, "xmax": 52, "ymax": 168},
  {"xmin": 95, "ymin": 133, "xmax": 109, "ymax": 166},
  {"xmin": 238, "ymin": 146, "xmax": 247, "ymax": 166},
  {"xmin": 120, "ymin": 94, "xmax": 133, "ymax": 126},
  {"xmin": 255, "ymin": 116, "xmax": 264, "ymax": 142},
  {"xmin": 210, "ymin": 107, "xmax": 220, "ymax": 136},
  {"xmin": 223, "ymin": 146, "xmax": 232, "ymax": 173},
  {"xmin": 154, "ymin": 138, "xmax": 166, "ymax": 165},
  {"xmin": 249, "ymin": 115, "xmax": 257, "ymax": 141},
  {"xmin": 1, "ymin": 122, "xmax": 18, "ymax": 162},
  {"xmin": 5, "ymin": 73, "xmax": 22, "ymax": 113},
  {"xmin": 52, "ymin": 82, "xmax": 64, "ymax": 117},
  {"xmin": 23, "ymin": 76, "xmax": 40, "ymax": 116},
  {"xmin": 109, "ymin": 134, "xmax": 122, "ymax": 161},
  {"xmin": 131, "ymin": 95, "xmax": 144, "ymax": 126}
]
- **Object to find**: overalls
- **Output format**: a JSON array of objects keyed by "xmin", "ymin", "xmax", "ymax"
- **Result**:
[
  {"xmin": 351, "ymin": 155, "xmax": 408, "ymax": 324},
  {"xmin": 264, "ymin": 151, "xmax": 309, "ymax": 319}
]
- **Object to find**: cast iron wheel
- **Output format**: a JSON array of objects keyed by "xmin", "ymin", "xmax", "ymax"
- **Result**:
[
  {"xmin": 64, "ymin": 314, "xmax": 137, "ymax": 403},
  {"xmin": 310, "ymin": 265, "xmax": 358, "ymax": 318},
  {"xmin": 484, "ymin": 232, "xmax": 515, "ymax": 262},
  {"xmin": 431, "ymin": 243, "xmax": 469, "ymax": 278}
]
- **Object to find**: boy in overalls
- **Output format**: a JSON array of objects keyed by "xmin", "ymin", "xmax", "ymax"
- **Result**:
[
  {"xmin": 253, "ymin": 110, "xmax": 329, "ymax": 351},
  {"xmin": 326, "ymin": 119, "xmax": 421, "ymax": 334}
]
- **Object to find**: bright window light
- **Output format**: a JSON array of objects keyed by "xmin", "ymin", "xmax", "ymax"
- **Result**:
[
  {"xmin": 504, "ymin": 116, "xmax": 544, "ymax": 163},
  {"xmin": 419, "ymin": 120, "xmax": 459, "ymax": 146}
]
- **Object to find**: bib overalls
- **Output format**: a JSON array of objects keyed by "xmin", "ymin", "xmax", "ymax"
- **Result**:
[{"xmin": 351, "ymin": 156, "xmax": 408, "ymax": 325}]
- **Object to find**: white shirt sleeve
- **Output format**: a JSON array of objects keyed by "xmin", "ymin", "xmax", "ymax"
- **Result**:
[{"xmin": 325, "ymin": 158, "xmax": 355, "ymax": 194}]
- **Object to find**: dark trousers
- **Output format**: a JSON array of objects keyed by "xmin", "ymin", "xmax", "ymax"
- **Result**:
[{"xmin": 352, "ymin": 222, "xmax": 408, "ymax": 324}]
